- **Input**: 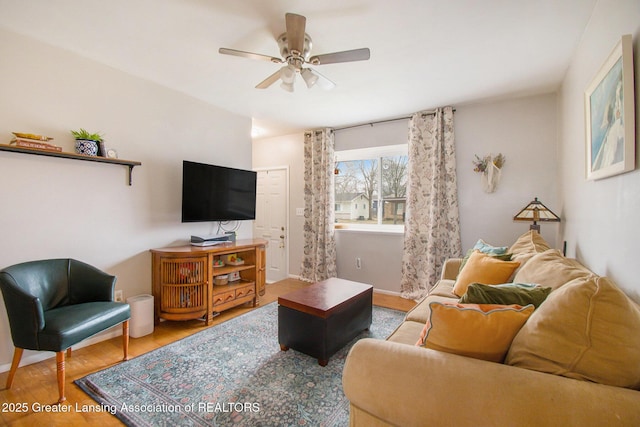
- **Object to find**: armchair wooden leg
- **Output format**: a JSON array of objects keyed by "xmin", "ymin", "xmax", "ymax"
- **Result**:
[
  {"xmin": 56, "ymin": 351, "xmax": 66, "ymax": 403},
  {"xmin": 66, "ymin": 347, "xmax": 72, "ymax": 358},
  {"xmin": 122, "ymin": 320, "xmax": 130, "ymax": 361},
  {"xmin": 6, "ymin": 348, "xmax": 24, "ymax": 389}
]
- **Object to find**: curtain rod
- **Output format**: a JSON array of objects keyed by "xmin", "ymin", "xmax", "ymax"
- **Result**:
[{"xmin": 334, "ymin": 108, "xmax": 456, "ymax": 132}]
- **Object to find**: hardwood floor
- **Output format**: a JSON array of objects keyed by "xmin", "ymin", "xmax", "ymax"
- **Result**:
[{"xmin": 0, "ymin": 278, "xmax": 415, "ymax": 426}]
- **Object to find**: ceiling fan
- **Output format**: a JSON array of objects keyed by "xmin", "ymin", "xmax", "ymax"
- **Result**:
[{"xmin": 219, "ymin": 13, "xmax": 370, "ymax": 92}]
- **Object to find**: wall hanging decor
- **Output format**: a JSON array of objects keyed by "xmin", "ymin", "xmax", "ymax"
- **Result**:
[
  {"xmin": 585, "ymin": 34, "xmax": 635, "ymax": 180},
  {"xmin": 473, "ymin": 153, "xmax": 505, "ymax": 193}
]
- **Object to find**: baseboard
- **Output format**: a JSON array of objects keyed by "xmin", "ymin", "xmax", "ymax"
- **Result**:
[
  {"xmin": 372, "ymin": 288, "xmax": 402, "ymax": 297},
  {"xmin": 0, "ymin": 326, "xmax": 123, "ymax": 374}
]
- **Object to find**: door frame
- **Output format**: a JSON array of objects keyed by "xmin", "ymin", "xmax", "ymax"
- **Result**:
[{"xmin": 254, "ymin": 166, "xmax": 289, "ymax": 283}]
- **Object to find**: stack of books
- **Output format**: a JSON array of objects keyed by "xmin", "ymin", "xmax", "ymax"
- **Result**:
[{"xmin": 10, "ymin": 132, "xmax": 62, "ymax": 152}]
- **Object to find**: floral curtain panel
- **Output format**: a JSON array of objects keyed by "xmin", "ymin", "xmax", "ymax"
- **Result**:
[
  {"xmin": 300, "ymin": 129, "xmax": 337, "ymax": 282},
  {"xmin": 400, "ymin": 107, "xmax": 461, "ymax": 299}
]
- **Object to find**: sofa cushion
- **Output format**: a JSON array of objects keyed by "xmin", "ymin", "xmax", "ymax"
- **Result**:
[
  {"xmin": 508, "ymin": 231, "xmax": 552, "ymax": 273},
  {"xmin": 426, "ymin": 279, "xmax": 457, "ymax": 299},
  {"xmin": 387, "ymin": 320, "xmax": 426, "ymax": 346},
  {"xmin": 512, "ymin": 249, "xmax": 592, "ymax": 291},
  {"xmin": 460, "ymin": 283, "xmax": 552, "ymax": 308},
  {"xmin": 440, "ymin": 258, "xmax": 463, "ymax": 281},
  {"xmin": 509, "ymin": 230, "xmax": 551, "ymax": 255},
  {"xmin": 505, "ymin": 276, "xmax": 640, "ymax": 390},
  {"xmin": 41, "ymin": 302, "xmax": 131, "ymax": 351},
  {"xmin": 417, "ymin": 302, "xmax": 534, "ymax": 363},
  {"xmin": 405, "ymin": 294, "xmax": 459, "ymax": 324},
  {"xmin": 452, "ymin": 251, "xmax": 521, "ymax": 297}
]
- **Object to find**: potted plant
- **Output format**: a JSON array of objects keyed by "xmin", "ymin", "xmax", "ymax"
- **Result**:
[{"xmin": 71, "ymin": 128, "xmax": 104, "ymax": 156}]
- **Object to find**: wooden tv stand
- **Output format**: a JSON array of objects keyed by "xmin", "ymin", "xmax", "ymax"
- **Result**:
[{"xmin": 150, "ymin": 239, "xmax": 267, "ymax": 326}]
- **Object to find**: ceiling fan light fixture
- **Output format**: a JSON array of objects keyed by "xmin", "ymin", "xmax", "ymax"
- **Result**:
[
  {"xmin": 280, "ymin": 65, "xmax": 296, "ymax": 84},
  {"xmin": 301, "ymin": 68, "xmax": 319, "ymax": 88},
  {"xmin": 280, "ymin": 81, "xmax": 294, "ymax": 92}
]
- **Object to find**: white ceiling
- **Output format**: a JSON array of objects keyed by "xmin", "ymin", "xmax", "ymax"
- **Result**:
[{"xmin": 0, "ymin": 0, "xmax": 597, "ymax": 138}]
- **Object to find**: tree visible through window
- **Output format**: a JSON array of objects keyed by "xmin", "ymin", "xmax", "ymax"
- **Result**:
[{"xmin": 334, "ymin": 146, "xmax": 408, "ymax": 227}]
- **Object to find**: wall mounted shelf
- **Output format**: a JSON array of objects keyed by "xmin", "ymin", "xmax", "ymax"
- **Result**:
[{"xmin": 0, "ymin": 143, "xmax": 142, "ymax": 185}]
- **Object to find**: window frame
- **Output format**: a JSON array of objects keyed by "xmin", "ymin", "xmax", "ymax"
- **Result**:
[{"xmin": 334, "ymin": 144, "xmax": 408, "ymax": 233}]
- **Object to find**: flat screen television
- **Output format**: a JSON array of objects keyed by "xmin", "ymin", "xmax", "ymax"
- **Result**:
[{"xmin": 181, "ymin": 160, "xmax": 257, "ymax": 222}]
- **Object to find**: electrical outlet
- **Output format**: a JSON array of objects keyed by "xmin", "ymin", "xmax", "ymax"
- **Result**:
[
  {"xmin": 356, "ymin": 257, "xmax": 362, "ymax": 270},
  {"xmin": 114, "ymin": 290, "xmax": 124, "ymax": 302},
  {"xmin": 296, "ymin": 207, "xmax": 305, "ymax": 216}
]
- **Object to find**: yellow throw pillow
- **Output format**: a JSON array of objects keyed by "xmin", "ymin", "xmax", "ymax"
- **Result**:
[
  {"xmin": 416, "ymin": 302, "xmax": 534, "ymax": 363},
  {"xmin": 506, "ymin": 276, "xmax": 640, "ymax": 390},
  {"xmin": 452, "ymin": 250, "xmax": 521, "ymax": 297}
]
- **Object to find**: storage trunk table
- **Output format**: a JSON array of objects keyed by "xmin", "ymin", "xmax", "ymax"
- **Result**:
[{"xmin": 278, "ymin": 278, "xmax": 373, "ymax": 366}]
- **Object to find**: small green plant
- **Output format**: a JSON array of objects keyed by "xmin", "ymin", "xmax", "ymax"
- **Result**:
[{"xmin": 71, "ymin": 128, "xmax": 103, "ymax": 142}]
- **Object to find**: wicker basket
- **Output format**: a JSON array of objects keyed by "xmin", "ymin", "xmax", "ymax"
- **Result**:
[{"xmin": 214, "ymin": 275, "xmax": 229, "ymax": 286}]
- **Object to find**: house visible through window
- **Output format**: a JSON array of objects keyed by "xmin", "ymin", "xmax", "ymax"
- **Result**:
[{"xmin": 334, "ymin": 145, "xmax": 408, "ymax": 230}]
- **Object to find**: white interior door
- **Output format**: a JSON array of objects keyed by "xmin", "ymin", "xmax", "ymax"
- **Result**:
[{"xmin": 254, "ymin": 168, "xmax": 288, "ymax": 282}]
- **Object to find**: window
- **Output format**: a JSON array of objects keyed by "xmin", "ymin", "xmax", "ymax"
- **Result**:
[{"xmin": 334, "ymin": 144, "xmax": 408, "ymax": 230}]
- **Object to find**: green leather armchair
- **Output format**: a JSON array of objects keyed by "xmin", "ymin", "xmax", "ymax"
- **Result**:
[{"xmin": 0, "ymin": 259, "xmax": 131, "ymax": 403}]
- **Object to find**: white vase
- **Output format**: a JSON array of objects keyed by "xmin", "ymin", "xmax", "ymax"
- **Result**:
[{"xmin": 481, "ymin": 163, "xmax": 501, "ymax": 193}]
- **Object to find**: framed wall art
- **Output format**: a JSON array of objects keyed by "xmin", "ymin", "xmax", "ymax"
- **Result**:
[{"xmin": 585, "ymin": 34, "xmax": 635, "ymax": 180}]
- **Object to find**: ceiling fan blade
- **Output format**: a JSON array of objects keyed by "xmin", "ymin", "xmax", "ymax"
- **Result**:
[
  {"xmin": 255, "ymin": 70, "xmax": 281, "ymax": 89},
  {"xmin": 309, "ymin": 48, "xmax": 370, "ymax": 65},
  {"xmin": 219, "ymin": 47, "xmax": 283, "ymax": 64},
  {"xmin": 285, "ymin": 13, "xmax": 306, "ymax": 54},
  {"xmin": 309, "ymin": 68, "xmax": 336, "ymax": 90}
]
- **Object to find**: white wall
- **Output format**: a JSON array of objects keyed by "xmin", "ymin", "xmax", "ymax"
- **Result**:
[
  {"xmin": 333, "ymin": 120, "xmax": 409, "ymax": 293},
  {"xmin": 558, "ymin": 0, "xmax": 640, "ymax": 302},
  {"xmin": 456, "ymin": 93, "xmax": 560, "ymax": 251},
  {"xmin": 257, "ymin": 96, "xmax": 559, "ymax": 293},
  {"xmin": 335, "ymin": 230, "xmax": 404, "ymax": 293},
  {"xmin": 336, "ymin": 119, "xmax": 409, "ymax": 150},
  {"xmin": 252, "ymin": 132, "xmax": 305, "ymax": 277},
  {"xmin": 0, "ymin": 29, "xmax": 253, "ymax": 369}
]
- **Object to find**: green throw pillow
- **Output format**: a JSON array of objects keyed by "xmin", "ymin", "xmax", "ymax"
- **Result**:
[{"xmin": 460, "ymin": 283, "xmax": 552, "ymax": 308}]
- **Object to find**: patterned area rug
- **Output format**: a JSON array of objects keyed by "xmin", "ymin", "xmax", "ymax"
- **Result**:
[{"xmin": 75, "ymin": 302, "xmax": 405, "ymax": 426}]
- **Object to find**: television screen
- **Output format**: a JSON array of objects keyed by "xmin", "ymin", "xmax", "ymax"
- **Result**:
[{"xmin": 182, "ymin": 160, "xmax": 257, "ymax": 222}]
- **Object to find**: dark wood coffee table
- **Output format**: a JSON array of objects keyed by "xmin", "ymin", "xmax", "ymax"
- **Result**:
[{"xmin": 278, "ymin": 278, "xmax": 373, "ymax": 366}]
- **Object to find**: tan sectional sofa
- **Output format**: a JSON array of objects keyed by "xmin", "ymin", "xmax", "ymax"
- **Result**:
[{"xmin": 343, "ymin": 231, "xmax": 640, "ymax": 426}]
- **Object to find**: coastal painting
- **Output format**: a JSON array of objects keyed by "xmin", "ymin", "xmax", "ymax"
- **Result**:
[{"xmin": 585, "ymin": 34, "xmax": 635, "ymax": 180}]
